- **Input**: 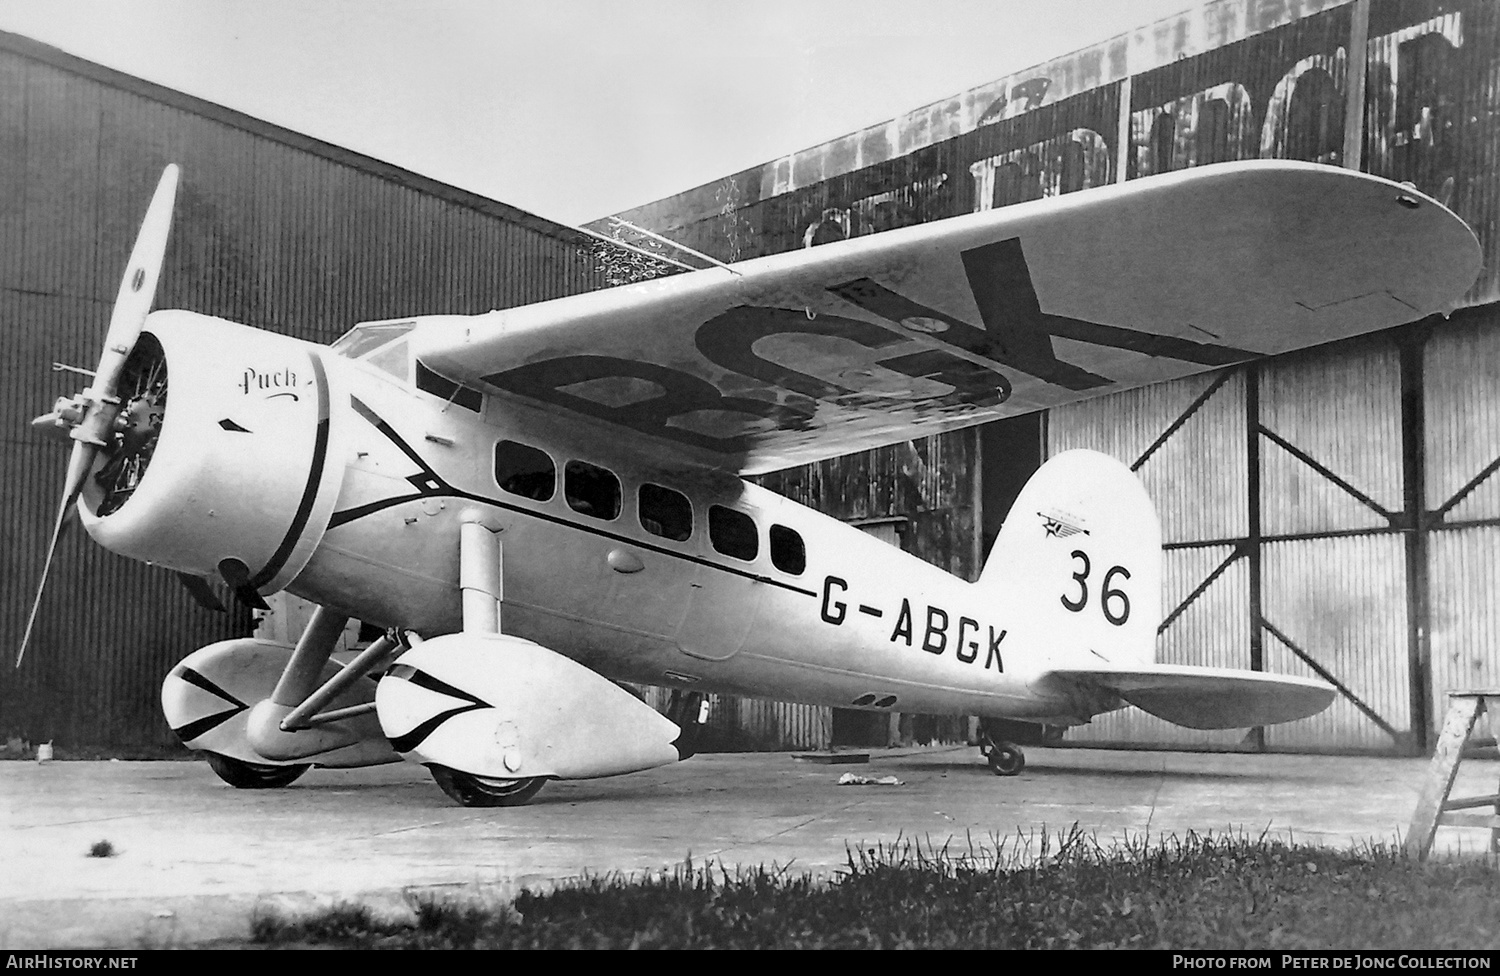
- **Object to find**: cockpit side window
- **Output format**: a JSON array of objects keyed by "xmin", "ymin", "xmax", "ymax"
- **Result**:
[
  {"xmin": 365, "ymin": 340, "xmax": 410, "ymax": 382},
  {"xmin": 415, "ymin": 361, "xmax": 483, "ymax": 412}
]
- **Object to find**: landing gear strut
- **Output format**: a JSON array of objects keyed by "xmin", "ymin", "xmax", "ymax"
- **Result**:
[{"xmin": 980, "ymin": 734, "xmax": 1025, "ymax": 776}]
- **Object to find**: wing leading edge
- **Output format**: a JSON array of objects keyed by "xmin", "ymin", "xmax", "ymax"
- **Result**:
[{"xmin": 413, "ymin": 160, "xmax": 1481, "ymax": 474}]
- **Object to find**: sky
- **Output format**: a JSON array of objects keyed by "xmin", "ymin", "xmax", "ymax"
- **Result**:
[{"xmin": 0, "ymin": 0, "xmax": 1198, "ymax": 226}]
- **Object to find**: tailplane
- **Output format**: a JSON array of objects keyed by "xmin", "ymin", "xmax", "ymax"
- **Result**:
[{"xmin": 984, "ymin": 450, "xmax": 1333, "ymax": 729}]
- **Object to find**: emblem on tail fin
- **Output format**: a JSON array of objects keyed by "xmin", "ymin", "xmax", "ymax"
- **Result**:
[{"xmin": 1038, "ymin": 511, "xmax": 1089, "ymax": 538}]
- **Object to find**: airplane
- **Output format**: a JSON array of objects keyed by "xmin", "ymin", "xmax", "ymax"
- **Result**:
[{"xmin": 17, "ymin": 159, "xmax": 1481, "ymax": 806}]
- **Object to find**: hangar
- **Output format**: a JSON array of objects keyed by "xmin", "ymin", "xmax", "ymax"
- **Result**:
[
  {"xmin": 603, "ymin": 0, "xmax": 1500, "ymax": 756},
  {"xmin": 2, "ymin": 0, "xmax": 1497, "ymax": 759}
]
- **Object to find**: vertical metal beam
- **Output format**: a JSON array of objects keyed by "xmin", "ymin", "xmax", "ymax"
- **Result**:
[
  {"xmin": 1246, "ymin": 366, "xmax": 1265, "ymax": 752},
  {"xmin": 1115, "ymin": 76, "xmax": 1133, "ymax": 184},
  {"xmin": 1401, "ymin": 324, "xmax": 1433, "ymax": 754},
  {"xmin": 1342, "ymin": 0, "xmax": 1371, "ymax": 171},
  {"xmin": 460, "ymin": 520, "xmax": 503, "ymax": 634}
]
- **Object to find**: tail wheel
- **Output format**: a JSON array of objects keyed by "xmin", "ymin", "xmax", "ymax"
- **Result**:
[
  {"xmin": 428, "ymin": 764, "xmax": 546, "ymax": 807},
  {"xmin": 205, "ymin": 752, "xmax": 310, "ymax": 789},
  {"xmin": 987, "ymin": 742, "xmax": 1026, "ymax": 777}
]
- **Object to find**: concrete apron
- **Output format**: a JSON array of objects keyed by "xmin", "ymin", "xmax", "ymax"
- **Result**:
[{"xmin": 2, "ymin": 747, "xmax": 1494, "ymax": 947}]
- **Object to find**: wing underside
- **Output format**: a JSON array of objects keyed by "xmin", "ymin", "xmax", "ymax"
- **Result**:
[{"xmin": 412, "ymin": 160, "xmax": 1481, "ymax": 474}]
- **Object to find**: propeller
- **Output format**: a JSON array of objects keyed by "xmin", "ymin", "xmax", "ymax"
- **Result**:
[{"xmin": 16, "ymin": 164, "xmax": 181, "ymax": 667}]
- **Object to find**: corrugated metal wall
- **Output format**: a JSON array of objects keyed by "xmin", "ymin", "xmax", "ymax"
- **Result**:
[
  {"xmin": 0, "ymin": 35, "xmax": 611, "ymax": 751},
  {"xmin": 1425, "ymin": 306, "xmax": 1500, "ymax": 742}
]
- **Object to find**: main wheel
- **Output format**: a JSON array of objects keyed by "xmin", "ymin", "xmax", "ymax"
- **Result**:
[
  {"xmin": 986, "ymin": 742, "xmax": 1026, "ymax": 776},
  {"xmin": 428, "ymin": 764, "xmax": 546, "ymax": 807},
  {"xmin": 205, "ymin": 752, "xmax": 310, "ymax": 789}
]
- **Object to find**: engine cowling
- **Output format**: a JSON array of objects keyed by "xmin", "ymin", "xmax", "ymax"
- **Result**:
[{"xmin": 81, "ymin": 309, "xmax": 351, "ymax": 597}]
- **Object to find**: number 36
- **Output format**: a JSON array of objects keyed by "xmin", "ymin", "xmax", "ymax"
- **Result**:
[{"xmin": 1060, "ymin": 550, "xmax": 1131, "ymax": 626}]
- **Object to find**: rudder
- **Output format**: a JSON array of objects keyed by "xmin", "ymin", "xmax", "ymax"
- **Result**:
[{"xmin": 980, "ymin": 450, "xmax": 1161, "ymax": 668}]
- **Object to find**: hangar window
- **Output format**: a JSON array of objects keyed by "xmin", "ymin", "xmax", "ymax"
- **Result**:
[
  {"xmin": 565, "ymin": 460, "xmax": 621, "ymax": 520},
  {"xmin": 709, "ymin": 505, "xmax": 758, "ymax": 562},
  {"xmin": 639, "ymin": 483, "xmax": 692, "ymax": 542},
  {"xmin": 416, "ymin": 361, "xmax": 483, "ymax": 412},
  {"xmin": 769, "ymin": 525, "xmax": 805, "ymax": 575},
  {"xmin": 494, "ymin": 440, "xmax": 555, "ymax": 501}
]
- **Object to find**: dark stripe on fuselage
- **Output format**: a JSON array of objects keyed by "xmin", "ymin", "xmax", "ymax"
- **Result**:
[
  {"xmin": 249, "ymin": 351, "xmax": 332, "ymax": 590},
  {"xmin": 330, "ymin": 398, "xmax": 820, "ymax": 599}
]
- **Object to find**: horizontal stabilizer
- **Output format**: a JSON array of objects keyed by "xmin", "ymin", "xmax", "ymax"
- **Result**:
[{"xmin": 1044, "ymin": 664, "xmax": 1334, "ymax": 729}]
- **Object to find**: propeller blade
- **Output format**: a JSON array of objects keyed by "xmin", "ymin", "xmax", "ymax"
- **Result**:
[
  {"xmin": 16, "ymin": 441, "xmax": 98, "ymax": 667},
  {"xmin": 18, "ymin": 164, "xmax": 180, "ymax": 668},
  {"xmin": 90, "ymin": 165, "xmax": 179, "ymax": 404}
]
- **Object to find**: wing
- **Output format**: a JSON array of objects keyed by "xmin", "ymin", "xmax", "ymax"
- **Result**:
[
  {"xmin": 412, "ymin": 160, "xmax": 1480, "ymax": 475},
  {"xmin": 1036, "ymin": 664, "xmax": 1336, "ymax": 729}
]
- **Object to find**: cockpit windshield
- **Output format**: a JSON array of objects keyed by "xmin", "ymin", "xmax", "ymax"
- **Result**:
[{"xmin": 330, "ymin": 319, "xmax": 417, "ymax": 359}]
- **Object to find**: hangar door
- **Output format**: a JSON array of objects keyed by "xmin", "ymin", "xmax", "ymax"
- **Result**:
[{"xmin": 1046, "ymin": 328, "xmax": 1423, "ymax": 754}]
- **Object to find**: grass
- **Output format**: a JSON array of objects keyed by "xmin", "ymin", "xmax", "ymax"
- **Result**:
[{"xmin": 245, "ymin": 828, "xmax": 1500, "ymax": 949}]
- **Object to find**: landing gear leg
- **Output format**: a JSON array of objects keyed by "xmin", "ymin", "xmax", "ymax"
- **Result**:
[{"xmin": 980, "ymin": 733, "xmax": 1025, "ymax": 776}]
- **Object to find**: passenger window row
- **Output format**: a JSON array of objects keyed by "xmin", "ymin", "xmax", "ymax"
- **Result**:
[{"xmin": 493, "ymin": 439, "xmax": 806, "ymax": 575}]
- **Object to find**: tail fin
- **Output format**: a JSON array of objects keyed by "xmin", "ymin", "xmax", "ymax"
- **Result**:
[
  {"xmin": 982, "ymin": 449, "xmax": 1162, "ymax": 668},
  {"xmin": 985, "ymin": 451, "xmax": 1334, "ymax": 729}
]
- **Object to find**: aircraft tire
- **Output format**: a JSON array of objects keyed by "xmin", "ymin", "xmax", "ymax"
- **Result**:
[
  {"xmin": 427, "ymin": 764, "xmax": 546, "ymax": 807},
  {"xmin": 987, "ymin": 743, "xmax": 1025, "ymax": 776},
  {"xmin": 205, "ymin": 752, "xmax": 311, "ymax": 789}
]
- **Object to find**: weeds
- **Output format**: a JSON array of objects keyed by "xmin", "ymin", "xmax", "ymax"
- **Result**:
[
  {"xmin": 87, "ymin": 840, "xmax": 116, "ymax": 858},
  {"xmin": 246, "ymin": 829, "xmax": 1500, "ymax": 949}
]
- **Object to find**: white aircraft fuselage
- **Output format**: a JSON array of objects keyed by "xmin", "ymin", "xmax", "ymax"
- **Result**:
[{"xmin": 95, "ymin": 311, "xmax": 1098, "ymax": 726}]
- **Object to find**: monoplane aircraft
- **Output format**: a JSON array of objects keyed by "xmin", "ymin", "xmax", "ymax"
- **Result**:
[{"xmin": 20, "ymin": 160, "xmax": 1481, "ymax": 804}]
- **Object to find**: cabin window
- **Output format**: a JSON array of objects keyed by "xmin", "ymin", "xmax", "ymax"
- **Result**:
[
  {"xmin": 709, "ymin": 505, "xmax": 758, "ymax": 561},
  {"xmin": 415, "ymin": 360, "xmax": 483, "ymax": 412},
  {"xmin": 639, "ymin": 483, "xmax": 692, "ymax": 542},
  {"xmin": 769, "ymin": 525, "xmax": 805, "ymax": 575},
  {"xmin": 494, "ymin": 440, "xmax": 554, "ymax": 501},
  {"xmin": 565, "ymin": 460, "xmax": 621, "ymax": 520}
]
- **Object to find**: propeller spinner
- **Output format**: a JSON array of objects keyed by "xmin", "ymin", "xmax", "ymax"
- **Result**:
[{"xmin": 17, "ymin": 165, "xmax": 181, "ymax": 667}]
